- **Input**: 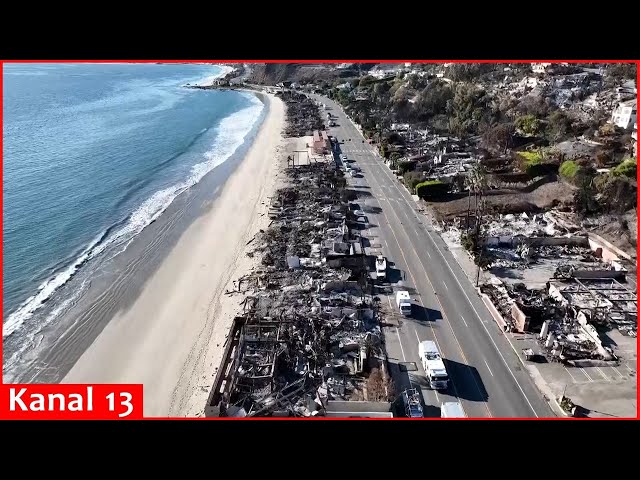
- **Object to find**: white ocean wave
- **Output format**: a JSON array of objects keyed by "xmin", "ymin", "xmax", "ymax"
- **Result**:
[{"xmin": 3, "ymin": 92, "xmax": 264, "ymax": 340}]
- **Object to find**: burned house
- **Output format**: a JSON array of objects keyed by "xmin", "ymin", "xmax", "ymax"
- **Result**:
[
  {"xmin": 205, "ymin": 152, "xmax": 389, "ymax": 417},
  {"xmin": 548, "ymin": 278, "xmax": 637, "ymax": 333},
  {"xmin": 278, "ymin": 91, "xmax": 324, "ymax": 137},
  {"xmin": 480, "ymin": 281, "xmax": 564, "ymax": 333},
  {"xmin": 529, "ymin": 278, "xmax": 637, "ymax": 365}
]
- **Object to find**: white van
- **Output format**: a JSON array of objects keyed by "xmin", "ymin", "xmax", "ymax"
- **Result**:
[
  {"xmin": 396, "ymin": 291, "xmax": 412, "ymax": 316},
  {"xmin": 441, "ymin": 401, "xmax": 466, "ymax": 418}
]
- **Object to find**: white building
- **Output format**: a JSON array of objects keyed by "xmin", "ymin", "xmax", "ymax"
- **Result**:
[
  {"xmin": 531, "ymin": 63, "xmax": 552, "ymax": 74},
  {"xmin": 368, "ymin": 69, "xmax": 388, "ymax": 79},
  {"xmin": 632, "ymin": 122, "xmax": 637, "ymax": 156},
  {"xmin": 610, "ymin": 99, "xmax": 637, "ymax": 130}
]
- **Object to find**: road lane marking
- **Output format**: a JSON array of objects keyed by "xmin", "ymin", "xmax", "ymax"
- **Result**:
[
  {"xmin": 335, "ymin": 99, "xmax": 505, "ymax": 416},
  {"xmin": 374, "ymin": 196, "xmax": 463, "ymax": 411},
  {"xmin": 347, "ymin": 125, "xmax": 534, "ymax": 417},
  {"xmin": 366, "ymin": 170, "xmax": 490, "ymax": 417},
  {"xmin": 396, "ymin": 328, "xmax": 407, "ymax": 362},
  {"xmin": 443, "ymin": 281, "xmax": 449, "ymax": 290},
  {"xmin": 484, "ymin": 359, "xmax": 494, "ymax": 377},
  {"xmin": 564, "ymin": 366, "xmax": 578, "ymax": 382},
  {"xmin": 612, "ymin": 366, "xmax": 625, "ymax": 379},
  {"xmin": 367, "ymin": 160, "xmax": 541, "ymax": 416},
  {"xmin": 580, "ymin": 368, "xmax": 594, "ymax": 382},
  {"xmin": 461, "ymin": 315, "xmax": 469, "ymax": 327},
  {"xmin": 595, "ymin": 367, "xmax": 611, "ymax": 381},
  {"xmin": 369, "ymin": 170, "xmax": 492, "ymax": 416}
]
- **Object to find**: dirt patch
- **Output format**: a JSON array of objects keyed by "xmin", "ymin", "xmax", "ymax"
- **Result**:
[
  {"xmin": 586, "ymin": 211, "xmax": 637, "ymax": 260},
  {"xmin": 426, "ymin": 180, "xmax": 575, "ymax": 222}
]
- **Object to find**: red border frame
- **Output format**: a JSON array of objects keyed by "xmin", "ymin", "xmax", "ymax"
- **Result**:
[{"xmin": 1, "ymin": 59, "xmax": 638, "ymax": 420}]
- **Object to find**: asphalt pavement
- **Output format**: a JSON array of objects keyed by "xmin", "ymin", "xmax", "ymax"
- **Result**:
[{"xmin": 315, "ymin": 94, "xmax": 555, "ymax": 418}]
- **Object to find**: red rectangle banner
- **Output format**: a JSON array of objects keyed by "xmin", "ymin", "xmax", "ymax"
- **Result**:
[{"xmin": 0, "ymin": 384, "xmax": 143, "ymax": 420}]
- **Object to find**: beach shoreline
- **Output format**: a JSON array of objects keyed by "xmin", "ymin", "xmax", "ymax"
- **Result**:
[
  {"xmin": 192, "ymin": 64, "xmax": 237, "ymax": 87},
  {"xmin": 61, "ymin": 91, "xmax": 288, "ymax": 417}
]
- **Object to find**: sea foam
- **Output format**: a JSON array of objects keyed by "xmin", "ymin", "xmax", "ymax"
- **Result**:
[{"xmin": 3, "ymin": 91, "xmax": 264, "ymax": 340}]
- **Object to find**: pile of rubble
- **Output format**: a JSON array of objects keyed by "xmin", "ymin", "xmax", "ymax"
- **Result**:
[
  {"xmin": 485, "ymin": 212, "xmax": 566, "ymax": 238},
  {"xmin": 481, "ymin": 277, "xmax": 634, "ymax": 364},
  {"xmin": 208, "ymin": 159, "xmax": 389, "ymax": 417},
  {"xmin": 480, "ymin": 282, "xmax": 563, "ymax": 333},
  {"xmin": 485, "ymin": 244, "xmax": 600, "ymax": 271},
  {"xmin": 537, "ymin": 312, "xmax": 616, "ymax": 365},
  {"xmin": 277, "ymin": 91, "xmax": 324, "ymax": 137}
]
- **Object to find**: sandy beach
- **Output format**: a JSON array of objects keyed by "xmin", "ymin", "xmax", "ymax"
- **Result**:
[{"xmin": 62, "ymin": 92, "xmax": 287, "ymax": 417}]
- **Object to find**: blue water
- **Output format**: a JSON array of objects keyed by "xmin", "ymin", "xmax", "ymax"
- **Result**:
[{"xmin": 2, "ymin": 63, "xmax": 264, "ymax": 343}]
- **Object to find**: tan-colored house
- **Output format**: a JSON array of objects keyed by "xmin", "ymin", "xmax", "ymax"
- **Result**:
[{"xmin": 312, "ymin": 130, "xmax": 331, "ymax": 154}]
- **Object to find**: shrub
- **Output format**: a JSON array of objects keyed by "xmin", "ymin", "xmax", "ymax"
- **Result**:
[
  {"xmin": 379, "ymin": 143, "xmax": 389, "ymax": 158},
  {"xmin": 517, "ymin": 150, "xmax": 556, "ymax": 177},
  {"xmin": 515, "ymin": 115, "xmax": 542, "ymax": 136},
  {"xmin": 611, "ymin": 158, "xmax": 637, "ymax": 179},
  {"xmin": 398, "ymin": 160, "xmax": 417, "ymax": 175},
  {"xmin": 595, "ymin": 174, "xmax": 637, "ymax": 213},
  {"xmin": 559, "ymin": 160, "xmax": 581, "ymax": 179},
  {"xmin": 518, "ymin": 151, "xmax": 542, "ymax": 163},
  {"xmin": 460, "ymin": 231, "xmax": 479, "ymax": 252},
  {"xmin": 415, "ymin": 180, "xmax": 449, "ymax": 199},
  {"xmin": 573, "ymin": 180, "xmax": 599, "ymax": 215},
  {"xmin": 595, "ymin": 150, "xmax": 612, "ymax": 167},
  {"xmin": 598, "ymin": 123, "xmax": 617, "ymax": 137},
  {"xmin": 403, "ymin": 171, "xmax": 424, "ymax": 192}
]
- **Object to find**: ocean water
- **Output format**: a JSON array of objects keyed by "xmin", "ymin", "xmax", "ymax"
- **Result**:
[{"xmin": 2, "ymin": 63, "xmax": 265, "ymax": 379}]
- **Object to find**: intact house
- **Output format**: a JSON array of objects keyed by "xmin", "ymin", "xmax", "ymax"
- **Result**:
[
  {"xmin": 610, "ymin": 99, "xmax": 637, "ymax": 130},
  {"xmin": 312, "ymin": 130, "xmax": 331, "ymax": 155}
]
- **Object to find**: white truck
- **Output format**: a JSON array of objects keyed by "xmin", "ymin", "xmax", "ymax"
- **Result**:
[
  {"xmin": 441, "ymin": 401, "xmax": 466, "ymax": 418},
  {"xmin": 396, "ymin": 290, "xmax": 412, "ymax": 316},
  {"xmin": 418, "ymin": 340, "xmax": 449, "ymax": 390},
  {"xmin": 375, "ymin": 255, "xmax": 387, "ymax": 280}
]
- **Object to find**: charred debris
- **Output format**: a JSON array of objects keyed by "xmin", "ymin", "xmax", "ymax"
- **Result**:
[
  {"xmin": 205, "ymin": 145, "xmax": 390, "ymax": 417},
  {"xmin": 481, "ymin": 276, "xmax": 636, "ymax": 364},
  {"xmin": 277, "ymin": 91, "xmax": 325, "ymax": 138},
  {"xmin": 466, "ymin": 211, "xmax": 637, "ymax": 364}
]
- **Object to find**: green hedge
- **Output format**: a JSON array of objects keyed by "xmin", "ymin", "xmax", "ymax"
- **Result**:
[{"xmin": 415, "ymin": 180, "xmax": 449, "ymax": 199}]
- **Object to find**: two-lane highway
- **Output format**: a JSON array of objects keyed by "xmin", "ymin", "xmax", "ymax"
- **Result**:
[{"xmin": 317, "ymin": 95, "xmax": 554, "ymax": 417}]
